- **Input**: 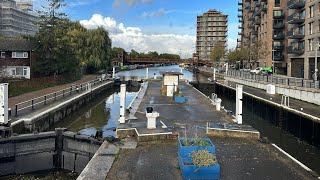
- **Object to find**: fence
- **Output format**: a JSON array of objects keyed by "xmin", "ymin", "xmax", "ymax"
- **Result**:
[
  {"xmin": 12, "ymin": 78, "xmax": 109, "ymax": 117},
  {"xmin": 227, "ymin": 70, "xmax": 320, "ymax": 89}
]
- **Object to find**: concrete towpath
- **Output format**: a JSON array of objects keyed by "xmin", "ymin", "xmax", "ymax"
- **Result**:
[{"xmin": 8, "ymin": 75, "xmax": 97, "ymax": 110}]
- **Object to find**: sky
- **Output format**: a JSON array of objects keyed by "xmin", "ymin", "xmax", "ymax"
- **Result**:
[{"xmin": 32, "ymin": 0, "xmax": 239, "ymax": 58}]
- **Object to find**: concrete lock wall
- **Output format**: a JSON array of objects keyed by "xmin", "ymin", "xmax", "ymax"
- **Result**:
[
  {"xmin": 0, "ymin": 129, "xmax": 102, "ymax": 177},
  {"xmin": 11, "ymin": 82, "xmax": 114, "ymax": 134},
  {"xmin": 225, "ymin": 77, "xmax": 320, "ymax": 106}
]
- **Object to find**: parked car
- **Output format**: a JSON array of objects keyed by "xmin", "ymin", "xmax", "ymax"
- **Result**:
[{"xmin": 250, "ymin": 67, "xmax": 263, "ymax": 74}]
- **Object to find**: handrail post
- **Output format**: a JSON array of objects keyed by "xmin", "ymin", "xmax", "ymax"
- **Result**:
[
  {"xmin": 54, "ymin": 93, "xmax": 57, "ymax": 101},
  {"xmin": 15, "ymin": 105, "xmax": 18, "ymax": 117},
  {"xmin": 44, "ymin": 95, "xmax": 47, "ymax": 105},
  {"xmin": 63, "ymin": 90, "xmax": 64, "ymax": 97},
  {"xmin": 32, "ymin": 100, "xmax": 34, "ymax": 110},
  {"xmin": 70, "ymin": 87, "xmax": 72, "ymax": 95}
]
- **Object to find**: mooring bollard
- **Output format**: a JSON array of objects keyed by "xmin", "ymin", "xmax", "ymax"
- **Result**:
[{"xmin": 215, "ymin": 98, "xmax": 222, "ymax": 111}]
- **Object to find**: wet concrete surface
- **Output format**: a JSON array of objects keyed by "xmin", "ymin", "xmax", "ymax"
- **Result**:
[{"xmin": 108, "ymin": 81, "xmax": 317, "ymax": 179}]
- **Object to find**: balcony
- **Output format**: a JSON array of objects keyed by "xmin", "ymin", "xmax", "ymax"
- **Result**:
[
  {"xmin": 288, "ymin": 0, "xmax": 305, "ymax": 9},
  {"xmin": 239, "ymin": 18, "xmax": 243, "ymax": 22},
  {"xmin": 238, "ymin": 8, "xmax": 243, "ymax": 11},
  {"xmin": 287, "ymin": 30, "xmax": 304, "ymax": 39},
  {"xmin": 252, "ymin": 30, "xmax": 258, "ymax": 35},
  {"xmin": 274, "ymin": 12, "xmax": 285, "ymax": 19},
  {"xmin": 238, "ymin": 31, "xmax": 244, "ymax": 35},
  {"xmin": 238, "ymin": 14, "xmax": 242, "ymax": 18},
  {"xmin": 254, "ymin": 19, "xmax": 261, "ymax": 25},
  {"xmin": 248, "ymin": 17, "xmax": 254, "ymax": 21},
  {"xmin": 273, "ymin": 22, "xmax": 285, "ymax": 29},
  {"xmin": 273, "ymin": 45, "xmax": 283, "ymax": 50},
  {"xmin": 274, "ymin": 55, "xmax": 284, "ymax": 61},
  {"xmin": 238, "ymin": 1, "xmax": 243, "ymax": 5},
  {"xmin": 261, "ymin": 4, "xmax": 267, "ymax": 12},
  {"xmin": 254, "ymin": 10, "xmax": 261, "ymax": 16},
  {"xmin": 287, "ymin": 13, "xmax": 305, "ymax": 24},
  {"xmin": 248, "ymin": 24, "xmax": 254, "ymax": 29},
  {"xmin": 287, "ymin": 46, "xmax": 304, "ymax": 55},
  {"xmin": 254, "ymin": 2, "xmax": 261, "ymax": 7},
  {"xmin": 238, "ymin": 25, "xmax": 244, "ymax": 29},
  {"xmin": 273, "ymin": 33, "xmax": 285, "ymax": 40},
  {"xmin": 245, "ymin": 5, "xmax": 251, "ymax": 9}
]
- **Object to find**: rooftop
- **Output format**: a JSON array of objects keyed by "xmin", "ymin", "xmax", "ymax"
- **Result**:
[{"xmin": 0, "ymin": 38, "xmax": 37, "ymax": 51}]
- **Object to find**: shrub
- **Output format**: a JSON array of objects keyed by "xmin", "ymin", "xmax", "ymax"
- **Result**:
[{"xmin": 191, "ymin": 150, "xmax": 217, "ymax": 167}]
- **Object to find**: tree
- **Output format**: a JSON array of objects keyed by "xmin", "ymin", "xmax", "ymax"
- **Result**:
[
  {"xmin": 32, "ymin": 0, "xmax": 112, "ymax": 77},
  {"xmin": 210, "ymin": 42, "xmax": 226, "ymax": 63},
  {"xmin": 130, "ymin": 49, "xmax": 139, "ymax": 58}
]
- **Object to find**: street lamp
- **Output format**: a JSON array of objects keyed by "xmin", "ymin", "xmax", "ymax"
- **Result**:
[
  {"xmin": 314, "ymin": 41, "xmax": 320, "ymax": 81},
  {"xmin": 272, "ymin": 49, "xmax": 275, "ymax": 74}
]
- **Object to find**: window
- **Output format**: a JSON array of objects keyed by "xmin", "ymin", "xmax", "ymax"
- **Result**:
[
  {"xmin": 1, "ymin": 52, "xmax": 5, "ymax": 58},
  {"xmin": 275, "ymin": 0, "xmax": 280, "ymax": 7},
  {"xmin": 309, "ymin": 22, "xmax": 314, "ymax": 34},
  {"xmin": 273, "ymin": 10, "xmax": 282, "ymax": 17},
  {"xmin": 309, "ymin": 5, "xmax": 314, "ymax": 18},
  {"xmin": 308, "ymin": 39, "xmax": 314, "ymax": 51},
  {"xmin": 23, "ymin": 68, "xmax": 28, "ymax": 76},
  {"xmin": 12, "ymin": 51, "xmax": 28, "ymax": 58}
]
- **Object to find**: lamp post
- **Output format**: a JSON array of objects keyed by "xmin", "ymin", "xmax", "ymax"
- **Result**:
[
  {"xmin": 272, "ymin": 49, "xmax": 275, "ymax": 74},
  {"xmin": 314, "ymin": 42, "xmax": 319, "ymax": 81}
]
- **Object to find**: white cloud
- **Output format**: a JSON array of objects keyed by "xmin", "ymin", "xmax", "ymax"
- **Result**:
[
  {"xmin": 113, "ymin": 0, "xmax": 154, "ymax": 8},
  {"xmin": 80, "ymin": 14, "xmax": 196, "ymax": 58},
  {"xmin": 142, "ymin": 8, "xmax": 167, "ymax": 18}
]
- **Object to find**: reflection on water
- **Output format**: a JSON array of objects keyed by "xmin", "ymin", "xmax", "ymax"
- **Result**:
[
  {"xmin": 50, "ymin": 88, "xmax": 137, "ymax": 137},
  {"xmin": 116, "ymin": 65, "xmax": 198, "ymax": 82}
]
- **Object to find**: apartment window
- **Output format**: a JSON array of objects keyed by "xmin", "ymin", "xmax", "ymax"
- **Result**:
[
  {"xmin": 1, "ymin": 52, "xmax": 5, "ymax": 58},
  {"xmin": 275, "ymin": 0, "xmax": 280, "ymax": 7},
  {"xmin": 273, "ymin": 41, "xmax": 281, "ymax": 47},
  {"xmin": 309, "ymin": 22, "xmax": 314, "ymax": 34},
  {"xmin": 309, "ymin": 39, "xmax": 314, "ymax": 51},
  {"xmin": 12, "ymin": 51, "xmax": 28, "ymax": 58},
  {"xmin": 274, "ymin": 10, "xmax": 282, "ymax": 17},
  {"xmin": 299, "ymin": 25, "xmax": 305, "ymax": 35},
  {"xmin": 309, "ymin": 5, "xmax": 314, "ymax": 18}
]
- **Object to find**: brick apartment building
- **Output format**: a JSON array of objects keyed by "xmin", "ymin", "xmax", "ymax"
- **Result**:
[
  {"xmin": 196, "ymin": 10, "xmax": 228, "ymax": 62},
  {"xmin": 238, "ymin": 0, "xmax": 320, "ymax": 79}
]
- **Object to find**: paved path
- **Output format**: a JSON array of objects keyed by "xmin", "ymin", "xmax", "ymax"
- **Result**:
[
  {"xmin": 8, "ymin": 75, "xmax": 96, "ymax": 109},
  {"xmin": 222, "ymin": 80, "xmax": 320, "ymax": 121}
]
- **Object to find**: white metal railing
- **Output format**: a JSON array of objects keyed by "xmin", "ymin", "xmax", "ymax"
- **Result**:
[{"xmin": 13, "ymin": 78, "xmax": 110, "ymax": 117}]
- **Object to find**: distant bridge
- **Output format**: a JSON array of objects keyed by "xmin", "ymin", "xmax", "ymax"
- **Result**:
[{"xmin": 112, "ymin": 57, "xmax": 213, "ymax": 66}]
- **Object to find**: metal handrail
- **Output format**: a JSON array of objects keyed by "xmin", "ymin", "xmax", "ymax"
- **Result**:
[{"xmin": 13, "ymin": 78, "xmax": 108, "ymax": 117}]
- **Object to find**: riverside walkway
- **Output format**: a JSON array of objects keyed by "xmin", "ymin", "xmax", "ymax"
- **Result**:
[{"xmin": 105, "ymin": 80, "xmax": 317, "ymax": 179}]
